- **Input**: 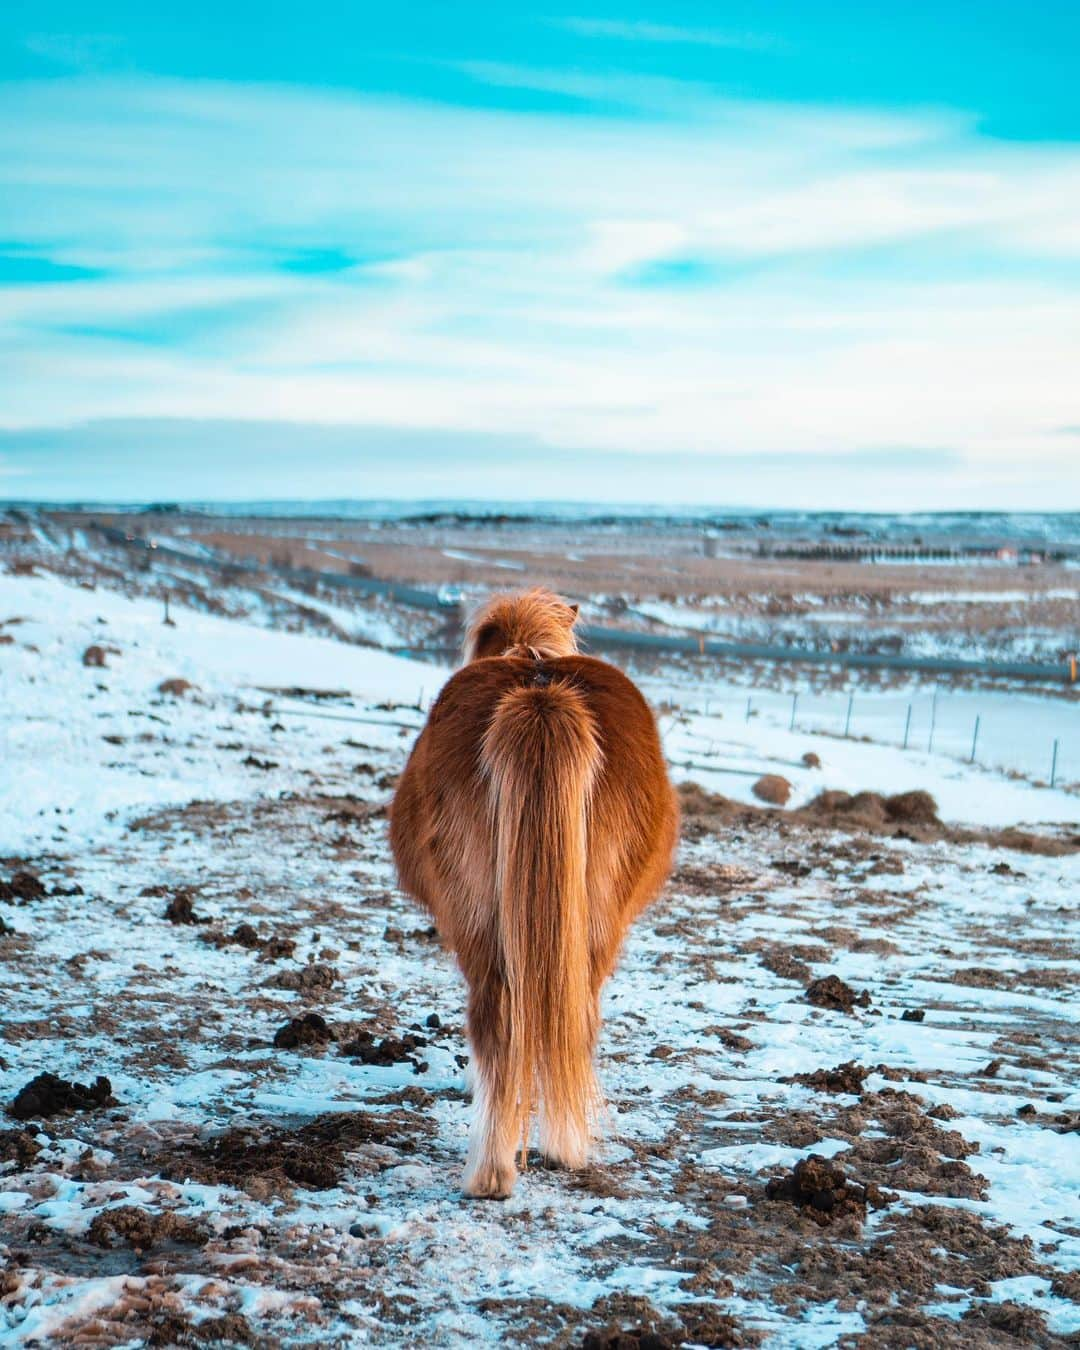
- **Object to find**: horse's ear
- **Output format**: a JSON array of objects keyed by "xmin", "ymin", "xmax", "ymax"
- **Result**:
[
  {"xmin": 471, "ymin": 620, "xmax": 502, "ymax": 658},
  {"xmin": 568, "ymin": 603, "xmax": 579, "ymax": 618}
]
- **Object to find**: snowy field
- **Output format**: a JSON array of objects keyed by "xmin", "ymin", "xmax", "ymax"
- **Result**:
[{"xmin": 1, "ymin": 572, "xmax": 1079, "ymax": 1347}]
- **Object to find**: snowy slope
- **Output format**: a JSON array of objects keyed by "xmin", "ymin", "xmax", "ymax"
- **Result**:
[{"xmin": 1, "ymin": 569, "xmax": 1078, "ymax": 1348}]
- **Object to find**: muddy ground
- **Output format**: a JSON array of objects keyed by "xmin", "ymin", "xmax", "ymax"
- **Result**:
[
  {"xmin": 1, "ymin": 528, "xmax": 1078, "ymax": 1345},
  {"xmin": 2, "ymin": 764, "xmax": 1078, "ymax": 1344}
]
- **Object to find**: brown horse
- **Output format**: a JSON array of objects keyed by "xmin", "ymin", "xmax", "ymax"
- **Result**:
[{"xmin": 389, "ymin": 589, "xmax": 678, "ymax": 1198}]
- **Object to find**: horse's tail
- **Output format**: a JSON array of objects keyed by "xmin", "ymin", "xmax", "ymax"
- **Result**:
[{"xmin": 481, "ymin": 677, "xmax": 602, "ymax": 1165}]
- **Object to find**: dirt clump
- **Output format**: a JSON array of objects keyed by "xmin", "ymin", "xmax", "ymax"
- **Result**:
[
  {"xmin": 259, "ymin": 934, "xmax": 297, "ymax": 960},
  {"xmin": 669, "ymin": 861, "xmax": 758, "ymax": 896},
  {"xmin": 771, "ymin": 858, "xmax": 812, "ymax": 877},
  {"xmin": 87, "ymin": 1204, "xmax": 208, "ymax": 1250},
  {"xmin": 846, "ymin": 1093, "xmax": 988, "ymax": 1200},
  {"xmin": 0, "ymin": 1126, "xmax": 43, "ymax": 1166},
  {"xmin": 765, "ymin": 1154, "xmax": 890, "ymax": 1227},
  {"xmin": 901, "ymin": 1008, "xmax": 926, "ymax": 1022},
  {"xmin": 273, "ymin": 1012, "xmax": 333, "ymax": 1050},
  {"xmin": 802, "ymin": 752, "xmax": 822, "ymax": 769},
  {"xmin": 962, "ymin": 1300, "xmax": 1050, "ymax": 1340},
  {"xmin": 759, "ymin": 947, "xmax": 812, "ymax": 983},
  {"xmin": 271, "ymin": 961, "xmax": 337, "ymax": 992},
  {"xmin": 806, "ymin": 974, "xmax": 871, "ymax": 1013},
  {"xmin": 581, "ymin": 1329, "xmax": 674, "ymax": 1349},
  {"xmin": 9, "ymin": 1071, "xmax": 115, "ymax": 1120},
  {"xmin": 168, "ymin": 1109, "xmax": 434, "ymax": 1194},
  {"xmin": 706, "ymin": 1027, "xmax": 754, "ymax": 1053},
  {"xmin": 677, "ymin": 778, "xmax": 1079, "ymax": 854},
  {"xmin": 752, "ymin": 774, "xmax": 792, "ymax": 806},
  {"xmin": 164, "ymin": 889, "xmax": 202, "ymax": 924},
  {"xmin": 581, "ymin": 1302, "xmax": 752, "ymax": 1350},
  {"xmin": 802, "ymin": 789, "xmax": 941, "ymax": 832},
  {"xmin": 146, "ymin": 1311, "xmax": 256, "ymax": 1347},
  {"xmin": 0, "ymin": 871, "xmax": 46, "ymax": 903},
  {"xmin": 1051, "ymin": 1270, "xmax": 1080, "ymax": 1301},
  {"xmin": 230, "ymin": 922, "xmax": 262, "ymax": 949},
  {"xmin": 340, "ymin": 1029, "xmax": 426, "ymax": 1066},
  {"xmin": 884, "ymin": 790, "xmax": 940, "ymax": 824},
  {"xmin": 790, "ymin": 1061, "xmax": 873, "ymax": 1094},
  {"xmin": 677, "ymin": 1304, "xmax": 753, "ymax": 1347},
  {"xmin": 201, "ymin": 921, "xmax": 295, "ymax": 960},
  {"xmin": 578, "ymin": 1294, "xmax": 678, "ymax": 1350},
  {"xmin": 157, "ymin": 677, "xmax": 196, "ymax": 697},
  {"xmin": 82, "ymin": 644, "xmax": 107, "ymax": 667}
]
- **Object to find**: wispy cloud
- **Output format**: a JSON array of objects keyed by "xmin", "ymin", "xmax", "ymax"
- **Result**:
[
  {"xmin": 0, "ymin": 71, "xmax": 1079, "ymax": 503},
  {"xmin": 6, "ymin": 419, "xmax": 1059, "ymax": 511},
  {"xmin": 557, "ymin": 17, "xmax": 778, "ymax": 52},
  {"xmin": 22, "ymin": 32, "xmax": 125, "ymax": 73}
]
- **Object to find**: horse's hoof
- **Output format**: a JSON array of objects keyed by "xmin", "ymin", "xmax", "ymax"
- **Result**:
[{"xmin": 463, "ymin": 1161, "xmax": 516, "ymax": 1200}]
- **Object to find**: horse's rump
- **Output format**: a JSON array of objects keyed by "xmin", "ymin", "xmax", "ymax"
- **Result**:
[{"xmin": 389, "ymin": 639, "xmax": 678, "ymax": 1196}]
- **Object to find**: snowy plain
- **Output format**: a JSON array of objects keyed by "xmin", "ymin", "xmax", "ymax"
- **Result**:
[{"xmin": 1, "ymin": 571, "xmax": 1078, "ymax": 1347}]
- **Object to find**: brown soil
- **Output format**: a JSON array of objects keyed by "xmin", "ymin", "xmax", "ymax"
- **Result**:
[
  {"xmin": 163, "ymin": 1110, "xmax": 435, "ymax": 1195},
  {"xmin": 833, "ymin": 1091, "xmax": 989, "ymax": 1201},
  {"xmin": 200, "ymin": 922, "xmax": 297, "ymax": 960},
  {"xmin": 340, "ymin": 1030, "xmax": 427, "ymax": 1066},
  {"xmin": 764, "ymin": 1154, "xmax": 892, "ymax": 1227},
  {"xmin": 164, "ymin": 890, "xmax": 202, "ymax": 924},
  {"xmin": 273, "ymin": 1012, "xmax": 333, "ymax": 1050},
  {"xmin": 789, "ymin": 1061, "xmax": 874, "ymax": 1094},
  {"xmin": 758, "ymin": 947, "xmax": 813, "ymax": 983},
  {"xmin": 752, "ymin": 774, "xmax": 792, "ymax": 806},
  {"xmin": 9, "ymin": 1071, "xmax": 115, "ymax": 1121},
  {"xmin": 270, "ymin": 962, "xmax": 337, "ymax": 992},
  {"xmin": 157, "ymin": 677, "xmax": 196, "ymax": 697},
  {"xmin": 0, "ymin": 1127, "xmax": 43, "ymax": 1166},
  {"xmin": 0, "ymin": 871, "xmax": 47, "ymax": 903},
  {"xmin": 806, "ymin": 975, "xmax": 871, "ymax": 1013},
  {"xmin": 241, "ymin": 754, "xmax": 278, "ymax": 771},
  {"xmin": 87, "ymin": 1205, "xmax": 209, "ymax": 1250},
  {"xmin": 229, "ymin": 922, "xmax": 261, "ymax": 948},
  {"xmin": 146, "ymin": 1311, "xmax": 257, "ymax": 1347},
  {"xmin": 580, "ymin": 1299, "xmax": 755, "ymax": 1349},
  {"xmin": 677, "ymin": 781, "xmax": 1080, "ymax": 854},
  {"xmin": 82, "ymin": 644, "xmax": 107, "ymax": 667}
]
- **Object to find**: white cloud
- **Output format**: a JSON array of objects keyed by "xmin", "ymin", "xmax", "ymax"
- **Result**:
[
  {"xmin": 556, "ymin": 18, "xmax": 778, "ymax": 51},
  {"xmin": 0, "ymin": 73, "xmax": 1079, "ymax": 504}
]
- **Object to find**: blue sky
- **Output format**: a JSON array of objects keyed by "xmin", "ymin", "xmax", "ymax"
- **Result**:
[{"xmin": 1, "ymin": 1, "xmax": 1079, "ymax": 506}]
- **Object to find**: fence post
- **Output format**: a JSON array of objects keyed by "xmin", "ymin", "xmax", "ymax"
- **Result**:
[
  {"xmin": 928, "ymin": 689, "xmax": 938, "ymax": 753},
  {"xmin": 844, "ymin": 692, "xmax": 854, "ymax": 738},
  {"xmin": 969, "ymin": 714, "xmax": 980, "ymax": 764},
  {"xmin": 902, "ymin": 703, "xmax": 912, "ymax": 750},
  {"xmin": 789, "ymin": 692, "xmax": 798, "ymax": 732},
  {"xmin": 745, "ymin": 695, "xmax": 752, "ymax": 723},
  {"xmin": 1050, "ymin": 738, "xmax": 1059, "ymax": 788}
]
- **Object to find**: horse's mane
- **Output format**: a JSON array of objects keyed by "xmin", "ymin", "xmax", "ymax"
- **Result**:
[{"xmin": 463, "ymin": 588, "xmax": 580, "ymax": 664}]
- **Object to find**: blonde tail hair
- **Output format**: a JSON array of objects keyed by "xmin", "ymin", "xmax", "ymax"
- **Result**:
[{"xmin": 481, "ymin": 678, "xmax": 602, "ymax": 1168}]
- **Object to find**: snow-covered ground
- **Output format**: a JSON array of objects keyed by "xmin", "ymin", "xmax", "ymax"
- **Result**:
[{"xmin": 1, "ymin": 572, "xmax": 1078, "ymax": 1347}]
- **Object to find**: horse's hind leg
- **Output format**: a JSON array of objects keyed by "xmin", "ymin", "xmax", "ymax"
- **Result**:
[{"xmin": 462, "ymin": 970, "xmax": 518, "ymax": 1199}]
